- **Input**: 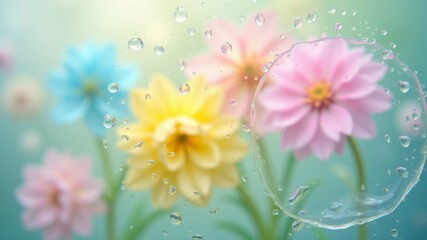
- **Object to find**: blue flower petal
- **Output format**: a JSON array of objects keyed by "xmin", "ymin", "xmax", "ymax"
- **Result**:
[
  {"xmin": 85, "ymin": 107, "xmax": 107, "ymax": 137},
  {"xmin": 52, "ymin": 96, "xmax": 89, "ymax": 123}
]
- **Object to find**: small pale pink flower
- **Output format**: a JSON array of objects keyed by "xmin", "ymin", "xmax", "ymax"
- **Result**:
[
  {"xmin": 258, "ymin": 38, "xmax": 392, "ymax": 160},
  {"xmin": 0, "ymin": 43, "xmax": 14, "ymax": 70},
  {"xmin": 186, "ymin": 10, "xmax": 292, "ymax": 119},
  {"xmin": 16, "ymin": 149, "xmax": 105, "ymax": 240}
]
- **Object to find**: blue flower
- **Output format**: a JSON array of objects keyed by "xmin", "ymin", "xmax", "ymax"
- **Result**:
[{"xmin": 47, "ymin": 43, "xmax": 137, "ymax": 137}]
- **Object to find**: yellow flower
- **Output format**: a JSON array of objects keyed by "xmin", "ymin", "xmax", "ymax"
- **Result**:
[{"xmin": 118, "ymin": 75, "xmax": 247, "ymax": 208}]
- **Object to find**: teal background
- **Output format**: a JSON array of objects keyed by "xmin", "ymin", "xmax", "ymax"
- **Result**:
[{"xmin": 1, "ymin": 0, "xmax": 426, "ymax": 239}]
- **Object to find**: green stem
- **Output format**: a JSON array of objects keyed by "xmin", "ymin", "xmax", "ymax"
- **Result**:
[
  {"xmin": 95, "ymin": 139, "xmax": 117, "ymax": 240},
  {"xmin": 347, "ymin": 137, "xmax": 367, "ymax": 240},
  {"xmin": 237, "ymin": 185, "xmax": 269, "ymax": 240},
  {"xmin": 279, "ymin": 153, "xmax": 296, "ymax": 240}
]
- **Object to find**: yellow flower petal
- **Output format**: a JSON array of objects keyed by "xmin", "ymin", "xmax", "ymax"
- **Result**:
[
  {"xmin": 117, "ymin": 124, "xmax": 151, "ymax": 153},
  {"xmin": 125, "ymin": 157, "xmax": 164, "ymax": 190},
  {"xmin": 151, "ymin": 182, "xmax": 177, "ymax": 209},
  {"xmin": 150, "ymin": 75, "xmax": 179, "ymax": 118},
  {"xmin": 216, "ymin": 136, "xmax": 248, "ymax": 164},
  {"xmin": 211, "ymin": 164, "xmax": 239, "ymax": 188},
  {"xmin": 187, "ymin": 137, "xmax": 221, "ymax": 169},
  {"xmin": 177, "ymin": 165, "xmax": 212, "ymax": 197},
  {"xmin": 159, "ymin": 144, "xmax": 186, "ymax": 172},
  {"xmin": 129, "ymin": 89, "xmax": 160, "ymax": 129},
  {"xmin": 207, "ymin": 116, "xmax": 240, "ymax": 139}
]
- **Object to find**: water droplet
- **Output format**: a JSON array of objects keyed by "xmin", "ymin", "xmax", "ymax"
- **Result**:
[
  {"xmin": 334, "ymin": 23, "xmax": 343, "ymax": 31},
  {"xmin": 351, "ymin": 10, "xmax": 357, "ymax": 16},
  {"xmin": 174, "ymin": 6, "xmax": 188, "ymax": 22},
  {"xmin": 162, "ymin": 178, "xmax": 169, "ymax": 184},
  {"xmin": 107, "ymin": 83, "xmax": 119, "ymax": 93},
  {"xmin": 154, "ymin": 45, "xmax": 165, "ymax": 55},
  {"xmin": 241, "ymin": 175, "xmax": 247, "ymax": 182},
  {"xmin": 228, "ymin": 98, "xmax": 237, "ymax": 106},
  {"xmin": 145, "ymin": 93, "xmax": 151, "ymax": 100},
  {"xmin": 169, "ymin": 212, "xmax": 182, "ymax": 225},
  {"xmin": 328, "ymin": 6, "xmax": 336, "ymax": 14},
  {"xmin": 288, "ymin": 186, "xmax": 309, "ymax": 205},
  {"xmin": 168, "ymin": 185, "xmax": 177, "ymax": 195},
  {"xmin": 328, "ymin": 201, "xmax": 343, "ymax": 210},
  {"xmin": 193, "ymin": 191, "xmax": 201, "ymax": 199},
  {"xmin": 381, "ymin": 30, "xmax": 388, "ymax": 36},
  {"xmin": 102, "ymin": 139, "xmax": 108, "ymax": 148},
  {"xmin": 382, "ymin": 50, "xmax": 394, "ymax": 60},
  {"xmin": 361, "ymin": 184, "xmax": 366, "ymax": 191},
  {"xmin": 398, "ymin": 135, "xmax": 411, "ymax": 147},
  {"xmin": 277, "ymin": 186, "xmax": 284, "ymax": 192},
  {"xmin": 192, "ymin": 234, "xmax": 203, "ymax": 240},
  {"xmin": 177, "ymin": 59, "xmax": 186, "ymax": 70},
  {"xmin": 293, "ymin": 17, "xmax": 303, "ymax": 28},
  {"xmin": 121, "ymin": 134, "xmax": 129, "ymax": 141},
  {"xmin": 255, "ymin": 12, "xmax": 265, "ymax": 26},
  {"xmin": 162, "ymin": 229, "xmax": 168, "ymax": 236},
  {"xmin": 121, "ymin": 184, "xmax": 126, "ymax": 190},
  {"xmin": 146, "ymin": 159, "xmax": 155, "ymax": 165},
  {"xmin": 396, "ymin": 167, "xmax": 408, "ymax": 178},
  {"xmin": 386, "ymin": 169, "xmax": 392, "ymax": 175},
  {"xmin": 201, "ymin": 2, "xmax": 205, "ymax": 7},
  {"xmin": 178, "ymin": 83, "xmax": 190, "ymax": 95},
  {"xmin": 168, "ymin": 151, "xmax": 175, "ymax": 157},
  {"xmin": 134, "ymin": 141, "xmax": 144, "ymax": 151},
  {"xmin": 210, "ymin": 208, "xmax": 219, "ymax": 215},
  {"xmin": 412, "ymin": 111, "xmax": 418, "ymax": 120},
  {"xmin": 103, "ymin": 114, "xmax": 116, "ymax": 129},
  {"xmin": 242, "ymin": 124, "xmax": 251, "ymax": 133},
  {"xmin": 292, "ymin": 220, "xmax": 304, "ymax": 231},
  {"xmin": 340, "ymin": 9, "xmax": 347, "ymax": 15},
  {"xmin": 120, "ymin": 98, "xmax": 126, "ymax": 104},
  {"xmin": 398, "ymin": 81, "xmax": 410, "ymax": 93},
  {"xmin": 187, "ymin": 27, "xmax": 196, "ymax": 36},
  {"xmin": 390, "ymin": 42, "xmax": 397, "ymax": 49},
  {"xmin": 272, "ymin": 209, "xmax": 280, "ymax": 216},
  {"xmin": 221, "ymin": 42, "xmax": 232, "ymax": 54},
  {"xmin": 390, "ymin": 229, "xmax": 399, "ymax": 237},
  {"xmin": 306, "ymin": 11, "xmax": 317, "ymax": 23},
  {"xmin": 384, "ymin": 134, "xmax": 391, "ymax": 143},
  {"xmin": 128, "ymin": 37, "xmax": 144, "ymax": 51},
  {"xmin": 204, "ymin": 30, "xmax": 212, "ymax": 38}
]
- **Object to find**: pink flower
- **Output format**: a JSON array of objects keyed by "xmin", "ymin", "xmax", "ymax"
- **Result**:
[
  {"xmin": 16, "ymin": 150, "xmax": 105, "ymax": 240},
  {"xmin": 0, "ymin": 43, "xmax": 14, "ymax": 70},
  {"xmin": 258, "ymin": 38, "xmax": 392, "ymax": 160},
  {"xmin": 186, "ymin": 10, "xmax": 292, "ymax": 119}
]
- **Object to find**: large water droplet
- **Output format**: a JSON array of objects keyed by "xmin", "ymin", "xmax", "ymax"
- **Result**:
[
  {"xmin": 306, "ymin": 11, "xmax": 317, "ymax": 23},
  {"xmin": 390, "ymin": 229, "xmax": 399, "ymax": 237},
  {"xmin": 398, "ymin": 81, "xmax": 410, "ymax": 93},
  {"xmin": 292, "ymin": 220, "xmax": 304, "ymax": 231},
  {"xmin": 107, "ymin": 83, "xmax": 119, "ymax": 93},
  {"xmin": 398, "ymin": 135, "xmax": 411, "ymax": 147},
  {"xmin": 293, "ymin": 17, "xmax": 303, "ymax": 28},
  {"xmin": 178, "ymin": 83, "xmax": 190, "ymax": 95},
  {"xmin": 174, "ymin": 6, "xmax": 188, "ymax": 23},
  {"xmin": 154, "ymin": 46, "xmax": 165, "ymax": 55},
  {"xmin": 255, "ymin": 13, "xmax": 265, "ymax": 26},
  {"xmin": 169, "ymin": 212, "xmax": 182, "ymax": 225},
  {"xmin": 396, "ymin": 167, "xmax": 409, "ymax": 178},
  {"xmin": 103, "ymin": 114, "xmax": 116, "ymax": 129},
  {"xmin": 221, "ymin": 42, "xmax": 232, "ymax": 54},
  {"xmin": 177, "ymin": 59, "xmax": 186, "ymax": 70},
  {"xmin": 128, "ymin": 37, "xmax": 144, "ymax": 51},
  {"xmin": 288, "ymin": 186, "xmax": 309, "ymax": 205}
]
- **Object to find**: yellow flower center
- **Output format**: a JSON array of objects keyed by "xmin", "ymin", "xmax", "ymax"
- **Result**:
[
  {"xmin": 82, "ymin": 80, "xmax": 98, "ymax": 97},
  {"xmin": 305, "ymin": 80, "xmax": 332, "ymax": 108},
  {"xmin": 237, "ymin": 57, "xmax": 264, "ymax": 87}
]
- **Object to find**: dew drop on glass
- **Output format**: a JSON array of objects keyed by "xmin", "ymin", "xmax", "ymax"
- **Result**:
[
  {"xmin": 328, "ymin": 6, "xmax": 336, "ymax": 14},
  {"xmin": 192, "ymin": 234, "xmax": 203, "ymax": 240},
  {"xmin": 174, "ymin": 6, "xmax": 187, "ymax": 23},
  {"xmin": 241, "ymin": 175, "xmax": 247, "ymax": 182},
  {"xmin": 292, "ymin": 220, "xmax": 304, "ymax": 231},
  {"xmin": 121, "ymin": 134, "xmax": 129, "ymax": 141},
  {"xmin": 390, "ymin": 42, "xmax": 397, "ymax": 49},
  {"xmin": 398, "ymin": 135, "xmax": 411, "ymax": 147},
  {"xmin": 162, "ymin": 229, "xmax": 168, "ymax": 237},
  {"xmin": 154, "ymin": 45, "xmax": 165, "ymax": 55},
  {"xmin": 210, "ymin": 208, "xmax": 219, "ymax": 215},
  {"xmin": 145, "ymin": 93, "xmax": 151, "ymax": 100},
  {"xmin": 251, "ymin": 37, "xmax": 427, "ymax": 229},
  {"xmin": 390, "ymin": 229, "xmax": 399, "ymax": 237},
  {"xmin": 334, "ymin": 23, "xmax": 343, "ymax": 31},
  {"xmin": 146, "ymin": 159, "xmax": 154, "ymax": 165},
  {"xmin": 107, "ymin": 83, "xmax": 119, "ymax": 93},
  {"xmin": 272, "ymin": 209, "xmax": 280, "ymax": 216},
  {"xmin": 255, "ymin": 12, "xmax": 265, "ymax": 26},
  {"xmin": 396, "ymin": 167, "xmax": 408, "ymax": 178},
  {"xmin": 187, "ymin": 27, "xmax": 196, "ymax": 36},
  {"xmin": 221, "ymin": 42, "xmax": 232, "ymax": 54},
  {"xmin": 340, "ymin": 9, "xmax": 347, "ymax": 16},
  {"xmin": 398, "ymin": 81, "xmax": 410, "ymax": 93},
  {"xmin": 293, "ymin": 17, "xmax": 303, "ymax": 28},
  {"xmin": 306, "ymin": 11, "xmax": 317, "ymax": 24},
  {"xmin": 103, "ymin": 114, "xmax": 116, "ymax": 129},
  {"xmin": 134, "ymin": 141, "xmax": 144, "ymax": 151},
  {"xmin": 381, "ymin": 30, "xmax": 388, "ymax": 36},
  {"xmin": 168, "ymin": 185, "xmax": 177, "ymax": 195},
  {"xmin": 128, "ymin": 37, "xmax": 144, "ymax": 51},
  {"xmin": 169, "ymin": 212, "xmax": 182, "ymax": 225},
  {"xmin": 178, "ymin": 83, "xmax": 190, "ymax": 95},
  {"xmin": 288, "ymin": 186, "xmax": 309, "ymax": 205},
  {"xmin": 177, "ymin": 59, "xmax": 186, "ymax": 70},
  {"xmin": 204, "ymin": 30, "xmax": 212, "ymax": 39}
]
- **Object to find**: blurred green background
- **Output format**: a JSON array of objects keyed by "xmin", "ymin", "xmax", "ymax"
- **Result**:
[{"xmin": 1, "ymin": 0, "xmax": 426, "ymax": 239}]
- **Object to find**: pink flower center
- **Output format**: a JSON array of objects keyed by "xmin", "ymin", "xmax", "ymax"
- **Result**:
[{"xmin": 305, "ymin": 80, "xmax": 332, "ymax": 108}]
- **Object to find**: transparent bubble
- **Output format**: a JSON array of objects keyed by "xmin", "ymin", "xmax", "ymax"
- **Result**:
[
  {"xmin": 306, "ymin": 11, "xmax": 317, "ymax": 24},
  {"xmin": 174, "ymin": 6, "xmax": 187, "ymax": 23},
  {"xmin": 154, "ymin": 45, "xmax": 165, "ymax": 55},
  {"xmin": 251, "ymin": 37, "xmax": 427, "ymax": 229},
  {"xmin": 293, "ymin": 17, "xmax": 303, "ymax": 28},
  {"xmin": 128, "ymin": 37, "xmax": 144, "ymax": 51},
  {"xmin": 255, "ymin": 12, "xmax": 265, "ymax": 26},
  {"xmin": 103, "ymin": 114, "xmax": 116, "ymax": 129},
  {"xmin": 221, "ymin": 42, "xmax": 232, "ymax": 54},
  {"xmin": 107, "ymin": 82, "xmax": 119, "ymax": 93},
  {"xmin": 169, "ymin": 212, "xmax": 182, "ymax": 225}
]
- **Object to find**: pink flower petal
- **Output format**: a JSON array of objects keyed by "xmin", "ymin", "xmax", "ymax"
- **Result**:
[
  {"xmin": 258, "ymin": 87, "xmax": 305, "ymax": 111},
  {"xmin": 280, "ymin": 111, "xmax": 318, "ymax": 149},
  {"xmin": 320, "ymin": 105, "xmax": 353, "ymax": 141},
  {"xmin": 270, "ymin": 105, "xmax": 311, "ymax": 129},
  {"xmin": 309, "ymin": 128, "xmax": 337, "ymax": 160}
]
